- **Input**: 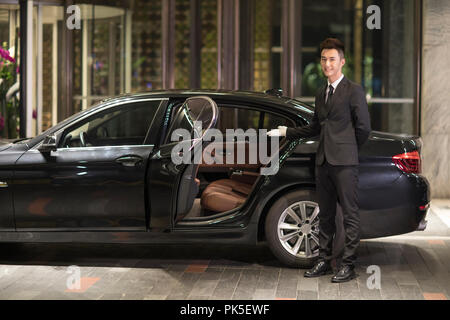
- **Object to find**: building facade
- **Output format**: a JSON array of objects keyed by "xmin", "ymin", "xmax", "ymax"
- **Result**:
[{"xmin": 0, "ymin": 0, "xmax": 447, "ymax": 197}]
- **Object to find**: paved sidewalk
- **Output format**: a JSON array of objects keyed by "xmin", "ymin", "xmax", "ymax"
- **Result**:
[{"xmin": 0, "ymin": 199, "xmax": 449, "ymax": 300}]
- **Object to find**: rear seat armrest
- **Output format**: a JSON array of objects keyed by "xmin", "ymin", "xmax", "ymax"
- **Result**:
[{"xmin": 230, "ymin": 169, "xmax": 259, "ymax": 184}]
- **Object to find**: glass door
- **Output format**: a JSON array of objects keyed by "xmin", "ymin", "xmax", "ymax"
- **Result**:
[
  {"xmin": 72, "ymin": 4, "xmax": 127, "ymax": 112},
  {"xmin": 39, "ymin": 6, "xmax": 63, "ymax": 133},
  {"xmin": 0, "ymin": 4, "xmax": 20, "ymax": 139}
]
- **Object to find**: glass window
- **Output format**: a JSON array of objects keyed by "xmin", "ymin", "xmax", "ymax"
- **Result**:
[
  {"xmin": 165, "ymin": 98, "xmax": 217, "ymax": 143},
  {"xmin": 72, "ymin": 4, "xmax": 127, "ymax": 111},
  {"xmin": 166, "ymin": 107, "xmax": 195, "ymax": 142},
  {"xmin": 217, "ymin": 106, "xmax": 294, "ymax": 133},
  {"xmin": 262, "ymin": 112, "xmax": 294, "ymax": 130},
  {"xmin": 0, "ymin": 4, "xmax": 20, "ymax": 139},
  {"xmin": 236, "ymin": 109, "xmax": 261, "ymax": 131},
  {"xmin": 131, "ymin": 0, "xmax": 162, "ymax": 92},
  {"xmin": 0, "ymin": 9, "xmax": 10, "ymax": 47},
  {"xmin": 253, "ymin": 0, "xmax": 282, "ymax": 91},
  {"xmin": 42, "ymin": 13, "xmax": 58, "ymax": 132},
  {"xmin": 60, "ymin": 100, "xmax": 160, "ymax": 148},
  {"xmin": 300, "ymin": 0, "xmax": 417, "ymax": 134},
  {"xmin": 200, "ymin": 0, "xmax": 218, "ymax": 89},
  {"xmin": 175, "ymin": 0, "xmax": 190, "ymax": 88}
]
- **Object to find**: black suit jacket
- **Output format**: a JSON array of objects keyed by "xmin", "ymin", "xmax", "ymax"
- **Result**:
[{"xmin": 286, "ymin": 76, "xmax": 371, "ymax": 166}]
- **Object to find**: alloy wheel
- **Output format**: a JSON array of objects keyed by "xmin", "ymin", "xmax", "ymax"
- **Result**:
[{"xmin": 277, "ymin": 201, "xmax": 320, "ymax": 258}]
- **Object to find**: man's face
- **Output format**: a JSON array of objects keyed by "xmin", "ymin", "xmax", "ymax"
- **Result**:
[{"xmin": 320, "ymin": 48, "xmax": 345, "ymax": 81}]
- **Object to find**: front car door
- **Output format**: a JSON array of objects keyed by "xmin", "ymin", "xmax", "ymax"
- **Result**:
[{"xmin": 13, "ymin": 98, "xmax": 166, "ymax": 231}]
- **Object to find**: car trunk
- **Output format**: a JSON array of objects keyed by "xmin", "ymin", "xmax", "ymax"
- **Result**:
[{"xmin": 361, "ymin": 130, "xmax": 422, "ymax": 158}]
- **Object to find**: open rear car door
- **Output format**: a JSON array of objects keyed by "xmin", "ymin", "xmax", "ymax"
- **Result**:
[{"xmin": 148, "ymin": 96, "xmax": 219, "ymax": 230}]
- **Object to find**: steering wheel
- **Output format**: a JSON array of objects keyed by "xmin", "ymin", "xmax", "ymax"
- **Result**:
[{"xmin": 79, "ymin": 131, "xmax": 87, "ymax": 147}]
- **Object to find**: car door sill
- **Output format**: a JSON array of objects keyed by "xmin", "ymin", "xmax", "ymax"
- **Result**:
[
  {"xmin": 175, "ymin": 210, "xmax": 242, "ymax": 227},
  {"xmin": 14, "ymin": 227, "xmax": 146, "ymax": 232}
]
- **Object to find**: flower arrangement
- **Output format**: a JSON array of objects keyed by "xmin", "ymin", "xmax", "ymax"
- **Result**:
[{"xmin": 0, "ymin": 43, "xmax": 19, "ymax": 139}]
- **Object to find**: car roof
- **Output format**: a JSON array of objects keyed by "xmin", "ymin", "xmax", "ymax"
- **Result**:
[
  {"xmin": 98, "ymin": 89, "xmax": 314, "ymax": 116},
  {"xmin": 27, "ymin": 89, "xmax": 314, "ymax": 149}
]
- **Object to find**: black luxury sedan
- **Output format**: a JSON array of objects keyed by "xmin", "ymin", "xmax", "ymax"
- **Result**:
[{"xmin": 0, "ymin": 90, "xmax": 430, "ymax": 267}]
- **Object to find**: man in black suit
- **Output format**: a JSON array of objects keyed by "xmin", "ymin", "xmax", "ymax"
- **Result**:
[{"xmin": 268, "ymin": 38, "xmax": 371, "ymax": 282}]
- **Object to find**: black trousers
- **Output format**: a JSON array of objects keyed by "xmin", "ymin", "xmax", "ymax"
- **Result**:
[{"xmin": 315, "ymin": 159, "xmax": 360, "ymax": 267}]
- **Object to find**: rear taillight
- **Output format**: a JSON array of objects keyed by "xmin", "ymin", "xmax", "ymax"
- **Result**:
[{"xmin": 393, "ymin": 150, "xmax": 421, "ymax": 174}]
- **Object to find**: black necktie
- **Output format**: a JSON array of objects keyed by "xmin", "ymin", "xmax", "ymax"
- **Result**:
[{"xmin": 325, "ymin": 84, "xmax": 334, "ymax": 105}]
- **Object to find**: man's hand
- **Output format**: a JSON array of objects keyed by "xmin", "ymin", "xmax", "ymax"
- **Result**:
[{"xmin": 267, "ymin": 126, "xmax": 287, "ymax": 137}]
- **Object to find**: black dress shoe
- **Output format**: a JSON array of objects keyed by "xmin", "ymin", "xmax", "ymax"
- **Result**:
[
  {"xmin": 331, "ymin": 265, "xmax": 357, "ymax": 283},
  {"xmin": 304, "ymin": 260, "xmax": 333, "ymax": 278}
]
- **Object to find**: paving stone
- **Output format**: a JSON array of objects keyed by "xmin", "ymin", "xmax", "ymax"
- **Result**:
[
  {"xmin": 149, "ymin": 279, "xmax": 179, "ymax": 295},
  {"xmin": 357, "ymin": 274, "xmax": 382, "ymax": 300},
  {"xmin": 239, "ymin": 269, "xmax": 260, "ymax": 283},
  {"xmin": 166, "ymin": 292, "xmax": 190, "ymax": 300},
  {"xmin": 366, "ymin": 243, "xmax": 389, "ymax": 267},
  {"xmin": 189, "ymin": 280, "xmax": 219, "ymax": 296},
  {"xmin": 416, "ymin": 277, "xmax": 446, "ymax": 295},
  {"xmin": 339, "ymin": 280, "xmax": 361, "ymax": 300},
  {"xmin": 432, "ymin": 247, "xmax": 450, "ymax": 273},
  {"xmin": 298, "ymin": 276, "xmax": 318, "ymax": 292},
  {"xmin": 277, "ymin": 268, "xmax": 299, "ymax": 290},
  {"xmin": 379, "ymin": 277, "xmax": 403, "ymax": 300},
  {"xmin": 211, "ymin": 286, "xmax": 235, "ymax": 300},
  {"xmin": 1, "ymin": 202, "xmax": 450, "ymax": 300},
  {"xmin": 186, "ymin": 295, "xmax": 210, "ymax": 300},
  {"xmin": 318, "ymin": 277, "xmax": 340, "ymax": 300},
  {"xmin": 297, "ymin": 290, "xmax": 318, "ymax": 300},
  {"xmin": 143, "ymin": 294, "xmax": 168, "ymax": 300},
  {"xmin": 399, "ymin": 284, "xmax": 424, "ymax": 300},
  {"xmin": 5, "ymin": 290, "xmax": 41, "ymax": 300},
  {"xmin": 33, "ymin": 290, "xmax": 71, "ymax": 300},
  {"xmin": 417, "ymin": 247, "xmax": 448, "ymax": 275},
  {"xmin": 275, "ymin": 287, "xmax": 297, "ymax": 300},
  {"xmin": 253, "ymin": 289, "xmax": 276, "ymax": 300},
  {"xmin": 401, "ymin": 245, "xmax": 434, "ymax": 280},
  {"xmin": 220, "ymin": 268, "xmax": 242, "ymax": 283},
  {"xmin": 198, "ymin": 268, "xmax": 224, "ymax": 281},
  {"xmin": 392, "ymin": 270, "xmax": 419, "ymax": 286},
  {"xmin": 422, "ymin": 292, "xmax": 448, "ymax": 300},
  {"xmin": 232, "ymin": 271, "xmax": 259, "ymax": 300},
  {"xmin": 256, "ymin": 269, "xmax": 280, "ymax": 290}
]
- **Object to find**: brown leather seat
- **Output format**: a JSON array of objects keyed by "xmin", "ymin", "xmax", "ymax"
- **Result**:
[{"xmin": 200, "ymin": 179, "xmax": 253, "ymax": 213}]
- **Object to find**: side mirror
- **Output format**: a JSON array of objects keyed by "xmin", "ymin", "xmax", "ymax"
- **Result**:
[{"xmin": 38, "ymin": 135, "xmax": 58, "ymax": 153}]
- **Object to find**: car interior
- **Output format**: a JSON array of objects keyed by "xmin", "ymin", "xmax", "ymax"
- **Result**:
[{"xmin": 174, "ymin": 103, "xmax": 295, "ymax": 222}]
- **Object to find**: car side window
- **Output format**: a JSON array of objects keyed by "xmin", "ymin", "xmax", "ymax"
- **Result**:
[
  {"xmin": 217, "ymin": 106, "xmax": 294, "ymax": 133},
  {"xmin": 59, "ymin": 100, "xmax": 160, "ymax": 148},
  {"xmin": 216, "ymin": 107, "xmax": 260, "ymax": 133},
  {"xmin": 164, "ymin": 97, "xmax": 217, "ymax": 144},
  {"xmin": 164, "ymin": 104, "xmax": 196, "ymax": 145},
  {"xmin": 262, "ymin": 112, "xmax": 294, "ymax": 130}
]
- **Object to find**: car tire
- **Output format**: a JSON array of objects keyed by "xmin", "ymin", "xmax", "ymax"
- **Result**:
[{"xmin": 265, "ymin": 189, "xmax": 344, "ymax": 268}]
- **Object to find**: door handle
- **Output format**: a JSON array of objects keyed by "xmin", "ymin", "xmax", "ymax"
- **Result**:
[{"xmin": 115, "ymin": 155, "xmax": 143, "ymax": 167}]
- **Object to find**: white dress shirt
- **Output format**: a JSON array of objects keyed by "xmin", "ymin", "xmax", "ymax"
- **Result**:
[{"xmin": 325, "ymin": 74, "xmax": 344, "ymax": 103}]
